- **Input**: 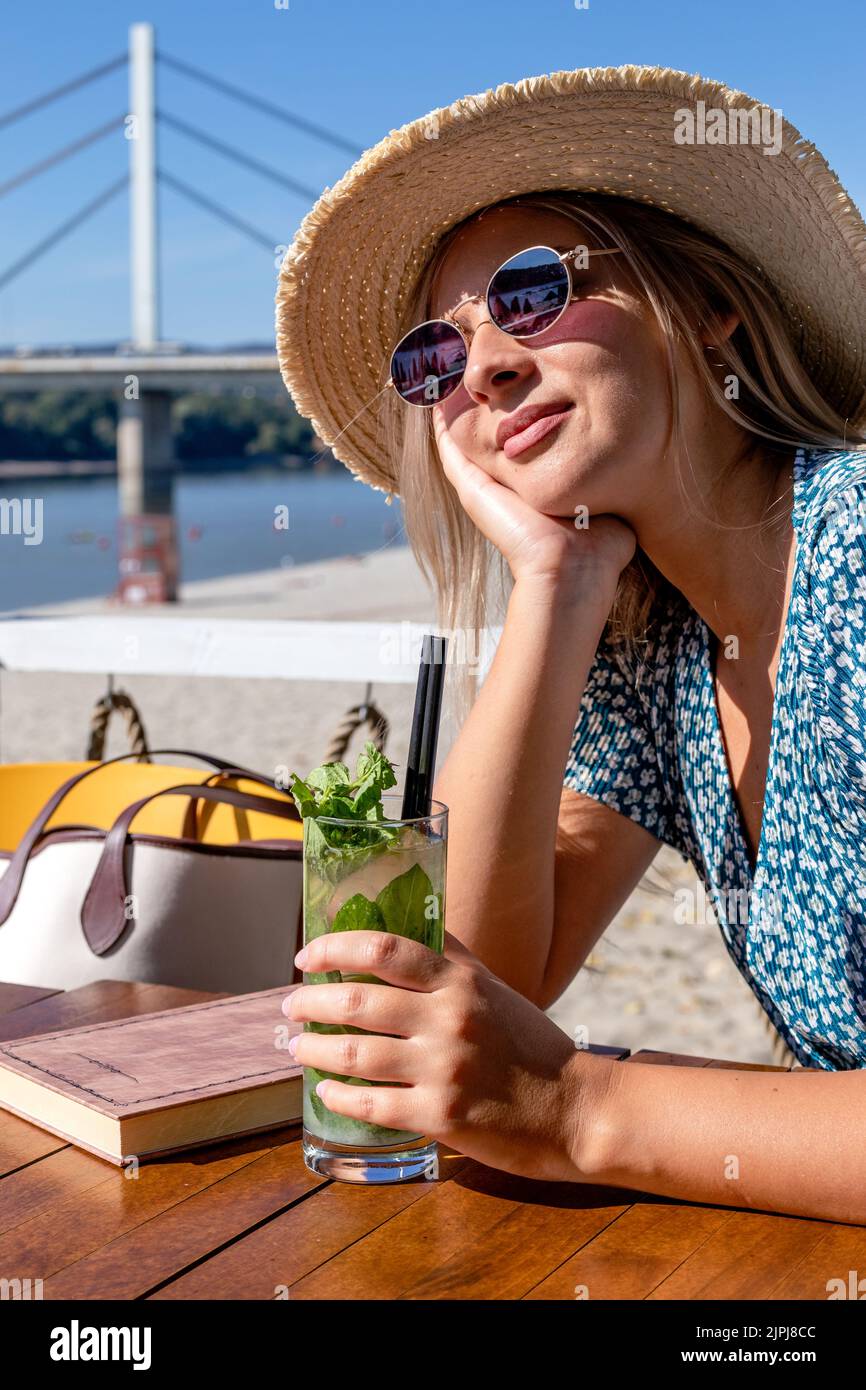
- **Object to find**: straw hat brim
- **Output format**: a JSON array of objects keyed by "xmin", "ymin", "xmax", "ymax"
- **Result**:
[{"xmin": 275, "ymin": 63, "xmax": 866, "ymax": 496}]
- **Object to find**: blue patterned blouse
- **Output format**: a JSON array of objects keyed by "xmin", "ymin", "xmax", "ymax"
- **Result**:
[{"xmin": 563, "ymin": 446, "xmax": 866, "ymax": 1070}]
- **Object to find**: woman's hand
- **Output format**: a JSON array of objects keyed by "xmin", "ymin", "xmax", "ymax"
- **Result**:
[
  {"xmin": 433, "ymin": 411, "xmax": 636, "ymax": 588},
  {"xmin": 283, "ymin": 928, "xmax": 615, "ymax": 1184}
]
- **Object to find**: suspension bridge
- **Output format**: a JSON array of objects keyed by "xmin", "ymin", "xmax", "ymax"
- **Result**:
[{"xmin": 0, "ymin": 22, "xmax": 359, "ymax": 595}]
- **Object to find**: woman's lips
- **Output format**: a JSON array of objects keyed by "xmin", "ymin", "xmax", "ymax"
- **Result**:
[{"xmin": 501, "ymin": 406, "xmax": 573, "ymax": 459}]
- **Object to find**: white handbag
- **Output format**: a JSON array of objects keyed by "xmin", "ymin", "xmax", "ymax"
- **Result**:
[{"xmin": 0, "ymin": 750, "xmax": 304, "ymax": 994}]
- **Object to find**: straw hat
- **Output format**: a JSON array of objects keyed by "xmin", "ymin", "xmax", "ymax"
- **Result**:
[{"xmin": 275, "ymin": 63, "xmax": 866, "ymax": 497}]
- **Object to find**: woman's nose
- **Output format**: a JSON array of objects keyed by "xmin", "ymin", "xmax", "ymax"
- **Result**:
[{"xmin": 461, "ymin": 315, "xmax": 536, "ymax": 404}]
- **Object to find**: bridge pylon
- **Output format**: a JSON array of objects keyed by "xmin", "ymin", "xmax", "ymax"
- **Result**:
[{"xmin": 118, "ymin": 22, "xmax": 177, "ymax": 602}]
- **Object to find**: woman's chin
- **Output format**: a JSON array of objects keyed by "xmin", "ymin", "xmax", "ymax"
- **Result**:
[{"xmin": 507, "ymin": 450, "xmax": 612, "ymax": 516}]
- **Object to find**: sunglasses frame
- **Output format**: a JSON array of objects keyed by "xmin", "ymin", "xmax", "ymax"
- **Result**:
[{"xmin": 388, "ymin": 243, "xmax": 623, "ymax": 407}]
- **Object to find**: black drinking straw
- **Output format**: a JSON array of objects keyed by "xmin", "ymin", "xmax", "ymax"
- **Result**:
[{"xmin": 401, "ymin": 633, "xmax": 448, "ymax": 820}]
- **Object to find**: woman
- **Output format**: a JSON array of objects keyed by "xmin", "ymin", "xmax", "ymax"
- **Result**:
[{"xmin": 277, "ymin": 65, "xmax": 866, "ymax": 1221}]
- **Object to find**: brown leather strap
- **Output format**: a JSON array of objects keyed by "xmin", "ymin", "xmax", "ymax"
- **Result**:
[
  {"xmin": 181, "ymin": 771, "xmax": 224, "ymax": 840},
  {"xmin": 180, "ymin": 770, "xmax": 241, "ymax": 840},
  {"xmin": 179, "ymin": 767, "xmax": 299, "ymax": 841},
  {"xmin": 80, "ymin": 781, "xmax": 299, "ymax": 956},
  {"xmin": 0, "ymin": 749, "xmax": 267, "ymax": 926}
]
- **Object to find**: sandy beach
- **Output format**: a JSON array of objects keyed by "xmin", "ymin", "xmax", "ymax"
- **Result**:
[{"xmin": 1, "ymin": 543, "xmax": 782, "ymax": 1064}]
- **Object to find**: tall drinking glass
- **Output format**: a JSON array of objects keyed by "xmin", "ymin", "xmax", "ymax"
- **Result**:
[{"xmin": 301, "ymin": 794, "xmax": 448, "ymax": 1184}]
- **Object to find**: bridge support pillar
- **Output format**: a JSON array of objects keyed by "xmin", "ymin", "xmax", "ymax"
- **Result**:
[
  {"xmin": 116, "ymin": 389, "xmax": 179, "ymax": 602},
  {"xmin": 117, "ymin": 389, "xmax": 174, "ymax": 514}
]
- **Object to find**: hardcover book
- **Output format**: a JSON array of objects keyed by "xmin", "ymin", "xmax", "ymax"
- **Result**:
[{"xmin": 0, "ymin": 985, "xmax": 304, "ymax": 1165}]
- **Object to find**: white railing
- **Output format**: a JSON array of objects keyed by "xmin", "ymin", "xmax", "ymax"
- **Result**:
[{"xmin": 0, "ymin": 617, "xmax": 501, "ymax": 684}]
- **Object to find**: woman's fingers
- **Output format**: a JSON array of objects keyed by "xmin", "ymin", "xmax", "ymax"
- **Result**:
[
  {"xmin": 431, "ymin": 410, "xmax": 578, "ymax": 574},
  {"xmin": 432, "ymin": 411, "xmax": 481, "ymax": 487},
  {"xmin": 433, "ymin": 414, "xmax": 510, "ymax": 512},
  {"xmin": 294, "ymin": 927, "xmax": 454, "ymax": 991},
  {"xmin": 285, "ymin": 977, "xmax": 426, "ymax": 1035},
  {"xmin": 311, "ymin": 1076, "xmax": 429, "ymax": 1135},
  {"xmin": 291, "ymin": 1028, "xmax": 421, "ymax": 1084}
]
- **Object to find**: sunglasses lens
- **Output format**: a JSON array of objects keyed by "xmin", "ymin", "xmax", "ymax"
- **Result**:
[
  {"xmin": 390, "ymin": 321, "xmax": 467, "ymax": 406},
  {"xmin": 488, "ymin": 247, "xmax": 569, "ymax": 336}
]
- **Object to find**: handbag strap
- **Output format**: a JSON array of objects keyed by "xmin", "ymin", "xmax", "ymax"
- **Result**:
[
  {"xmin": 80, "ymin": 780, "xmax": 301, "ymax": 956},
  {"xmin": 178, "ymin": 767, "xmax": 299, "ymax": 840},
  {"xmin": 0, "ymin": 749, "xmax": 270, "ymax": 927}
]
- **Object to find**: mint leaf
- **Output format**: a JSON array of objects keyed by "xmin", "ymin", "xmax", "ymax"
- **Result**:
[
  {"xmin": 309, "ymin": 1084, "xmax": 326, "ymax": 1124},
  {"xmin": 331, "ymin": 893, "xmax": 387, "ymax": 933},
  {"xmin": 316, "ymin": 793, "xmax": 357, "ymax": 820},
  {"xmin": 376, "ymin": 863, "xmax": 435, "ymax": 943},
  {"xmin": 303, "ymin": 815, "xmax": 330, "ymax": 859},
  {"xmin": 288, "ymin": 774, "xmax": 318, "ymax": 819},
  {"xmin": 306, "ymin": 762, "xmax": 351, "ymax": 793},
  {"xmin": 305, "ymin": 1019, "xmax": 368, "ymax": 1034},
  {"xmin": 352, "ymin": 774, "xmax": 384, "ymax": 817},
  {"xmin": 354, "ymin": 742, "xmax": 398, "ymax": 793}
]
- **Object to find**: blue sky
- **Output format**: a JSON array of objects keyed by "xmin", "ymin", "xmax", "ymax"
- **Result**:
[{"xmin": 1, "ymin": 0, "xmax": 863, "ymax": 349}]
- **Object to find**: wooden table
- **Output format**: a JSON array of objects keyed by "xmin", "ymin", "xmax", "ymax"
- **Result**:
[{"xmin": 1, "ymin": 978, "xmax": 864, "ymax": 1302}]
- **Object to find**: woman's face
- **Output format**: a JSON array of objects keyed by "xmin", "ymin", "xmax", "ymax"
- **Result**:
[{"xmin": 429, "ymin": 204, "xmax": 688, "ymax": 520}]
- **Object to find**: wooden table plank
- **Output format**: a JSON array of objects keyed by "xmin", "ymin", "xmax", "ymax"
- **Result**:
[
  {"xmin": 0, "ymin": 1125, "xmax": 304, "ymax": 1283},
  {"xmin": 0, "ymin": 1112, "xmax": 69, "ymax": 1179},
  {"xmin": 629, "ymin": 1048, "xmax": 796, "ymax": 1072},
  {"xmin": 770, "ymin": 1222, "xmax": 866, "ymax": 1299},
  {"xmin": 393, "ymin": 1171, "xmax": 649, "ymax": 1301},
  {"xmin": 0, "ymin": 983, "xmax": 61, "ymax": 1016},
  {"xmin": 706, "ymin": 1057, "xmax": 798, "ymax": 1071},
  {"xmin": 646, "ymin": 1210, "xmax": 842, "ymax": 1299},
  {"xmin": 283, "ymin": 1158, "xmax": 625, "ymax": 1301},
  {"xmin": 42, "ymin": 1135, "xmax": 323, "ymax": 1300},
  {"xmin": 0, "ymin": 979, "xmax": 222, "ymax": 1042},
  {"xmin": 524, "ymin": 1201, "xmax": 732, "ymax": 1299},
  {"xmin": 0, "ymin": 1143, "xmax": 118, "ymax": 1235},
  {"xmin": 148, "ymin": 1160, "xmax": 463, "ymax": 1300}
]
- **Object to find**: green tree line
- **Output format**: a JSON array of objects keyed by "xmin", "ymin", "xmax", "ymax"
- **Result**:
[{"xmin": 0, "ymin": 389, "xmax": 318, "ymax": 465}]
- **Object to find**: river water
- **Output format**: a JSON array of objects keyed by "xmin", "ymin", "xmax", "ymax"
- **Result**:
[{"xmin": 0, "ymin": 470, "xmax": 405, "ymax": 610}]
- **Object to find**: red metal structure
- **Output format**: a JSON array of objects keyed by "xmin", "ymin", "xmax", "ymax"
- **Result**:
[{"xmin": 116, "ymin": 514, "xmax": 179, "ymax": 603}]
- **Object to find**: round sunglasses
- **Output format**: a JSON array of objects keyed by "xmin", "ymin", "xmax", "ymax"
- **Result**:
[{"xmin": 387, "ymin": 243, "xmax": 622, "ymax": 407}]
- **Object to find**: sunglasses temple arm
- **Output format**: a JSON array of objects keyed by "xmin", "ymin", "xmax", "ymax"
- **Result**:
[{"xmin": 305, "ymin": 383, "xmax": 393, "ymax": 467}]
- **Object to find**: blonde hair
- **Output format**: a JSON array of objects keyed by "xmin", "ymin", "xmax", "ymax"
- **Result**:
[{"xmin": 381, "ymin": 192, "xmax": 865, "ymax": 725}]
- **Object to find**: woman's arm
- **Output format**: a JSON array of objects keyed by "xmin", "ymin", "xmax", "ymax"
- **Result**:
[
  {"xmin": 429, "ymin": 417, "xmax": 645, "ymax": 1005},
  {"xmin": 569, "ymin": 1050, "xmax": 866, "ymax": 1226},
  {"xmin": 434, "ymin": 568, "xmax": 654, "ymax": 1004}
]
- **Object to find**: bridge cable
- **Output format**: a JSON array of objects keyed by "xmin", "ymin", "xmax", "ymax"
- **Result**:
[
  {"xmin": 0, "ymin": 115, "xmax": 127, "ymax": 201},
  {"xmin": 159, "ymin": 110, "xmax": 321, "ymax": 202},
  {"xmin": 158, "ymin": 169, "xmax": 277, "ymax": 251},
  {"xmin": 0, "ymin": 176, "xmax": 127, "ymax": 292},
  {"xmin": 0, "ymin": 54, "xmax": 126, "ymax": 131},
  {"xmin": 158, "ymin": 50, "xmax": 362, "ymax": 158}
]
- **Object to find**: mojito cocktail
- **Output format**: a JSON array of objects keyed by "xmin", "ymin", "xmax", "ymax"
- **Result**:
[{"xmin": 291, "ymin": 744, "xmax": 447, "ymax": 1184}]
